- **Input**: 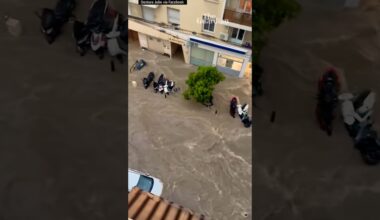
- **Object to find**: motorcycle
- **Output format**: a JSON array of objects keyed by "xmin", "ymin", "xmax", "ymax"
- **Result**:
[
  {"xmin": 316, "ymin": 69, "xmax": 340, "ymax": 136},
  {"xmin": 143, "ymin": 72, "xmax": 155, "ymax": 89},
  {"xmin": 37, "ymin": 0, "xmax": 76, "ymax": 44},
  {"xmin": 73, "ymin": 0, "xmax": 116, "ymax": 59},
  {"xmin": 130, "ymin": 59, "xmax": 147, "ymax": 72},
  {"xmin": 73, "ymin": 0, "xmax": 106, "ymax": 57},
  {"xmin": 230, "ymin": 97, "xmax": 238, "ymax": 118},
  {"xmin": 89, "ymin": 0, "xmax": 112, "ymax": 59},
  {"xmin": 153, "ymin": 74, "xmax": 165, "ymax": 93},
  {"xmin": 238, "ymin": 104, "xmax": 252, "ymax": 128},
  {"xmin": 152, "ymin": 74, "xmax": 177, "ymax": 95},
  {"xmin": 354, "ymin": 124, "xmax": 380, "ymax": 165},
  {"xmin": 73, "ymin": 20, "xmax": 91, "ymax": 56}
]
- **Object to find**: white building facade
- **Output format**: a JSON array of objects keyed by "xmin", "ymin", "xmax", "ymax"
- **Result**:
[{"xmin": 128, "ymin": 0, "xmax": 252, "ymax": 78}]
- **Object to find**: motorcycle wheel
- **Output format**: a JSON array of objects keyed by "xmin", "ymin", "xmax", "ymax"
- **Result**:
[
  {"xmin": 361, "ymin": 150, "xmax": 380, "ymax": 165},
  {"xmin": 45, "ymin": 34, "xmax": 55, "ymax": 44},
  {"xmin": 76, "ymin": 46, "xmax": 86, "ymax": 56},
  {"xmin": 326, "ymin": 125, "xmax": 332, "ymax": 136},
  {"xmin": 116, "ymin": 55, "xmax": 124, "ymax": 64},
  {"xmin": 96, "ymin": 48, "xmax": 104, "ymax": 60}
]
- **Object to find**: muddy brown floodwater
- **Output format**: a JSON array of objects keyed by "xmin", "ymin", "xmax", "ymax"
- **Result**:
[{"xmin": 128, "ymin": 41, "xmax": 253, "ymax": 219}]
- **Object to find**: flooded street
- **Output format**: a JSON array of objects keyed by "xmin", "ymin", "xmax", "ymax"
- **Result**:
[
  {"xmin": 128, "ymin": 42, "xmax": 252, "ymax": 219},
  {"xmin": 254, "ymin": 1, "xmax": 380, "ymax": 219}
]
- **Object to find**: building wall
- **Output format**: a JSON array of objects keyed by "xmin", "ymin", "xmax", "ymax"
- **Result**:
[
  {"xmin": 150, "ymin": 1, "xmax": 230, "ymax": 38},
  {"xmin": 128, "ymin": 3, "xmax": 143, "ymax": 17},
  {"xmin": 243, "ymin": 31, "xmax": 252, "ymax": 45},
  {"xmin": 129, "ymin": 19, "xmax": 190, "ymax": 63}
]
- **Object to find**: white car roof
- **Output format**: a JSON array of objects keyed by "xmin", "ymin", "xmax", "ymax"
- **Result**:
[{"xmin": 128, "ymin": 169, "xmax": 163, "ymax": 196}]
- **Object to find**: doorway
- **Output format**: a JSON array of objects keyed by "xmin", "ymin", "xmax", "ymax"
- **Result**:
[
  {"xmin": 171, "ymin": 42, "xmax": 184, "ymax": 61},
  {"xmin": 128, "ymin": 30, "xmax": 139, "ymax": 42}
]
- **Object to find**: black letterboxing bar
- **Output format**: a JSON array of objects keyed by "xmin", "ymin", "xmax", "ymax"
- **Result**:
[{"xmin": 139, "ymin": 0, "xmax": 187, "ymax": 5}]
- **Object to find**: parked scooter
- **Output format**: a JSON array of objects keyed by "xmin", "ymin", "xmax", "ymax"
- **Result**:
[
  {"xmin": 237, "ymin": 103, "xmax": 252, "ymax": 128},
  {"xmin": 316, "ymin": 68, "xmax": 340, "ymax": 136},
  {"xmin": 354, "ymin": 124, "xmax": 380, "ymax": 165},
  {"xmin": 339, "ymin": 90, "xmax": 375, "ymax": 138},
  {"xmin": 89, "ymin": 0, "xmax": 111, "ymax": 59},
  {"xmin": 73, "ymin": 0, "xmax": 116, "ymax": 59},
  {"xmin": 143, "ymin": 72, "xmax": 155, "ymax": 89},
  {"xmin": 106, "ymin": 13, "xmax": 127, "ymax": 62},
  {"xmin": 72, "ymin": 0, "xmax": 106, "ymax": 57},
  {"xmin": 37, "ymin": 0, "xmax": 76, "ymax": 44},
  {"xmin": 73, "ymin": 20, "xmax": 91, "ymax": 56}
]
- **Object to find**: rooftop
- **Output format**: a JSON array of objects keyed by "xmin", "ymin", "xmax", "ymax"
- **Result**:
[{"xmin": 128, "ymin": 187, "xmax": 206, "ymax": 220}]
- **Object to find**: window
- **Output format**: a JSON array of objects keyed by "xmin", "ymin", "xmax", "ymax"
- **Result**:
[
  {"xmin": 239, "ymin": 0, "xmax": 252, "ymax": 14},
  {"xmin": 167, "ymin": 8, "xmax": 180, "ymax": 25},
  {"xmin": 231, "ymin": 28, "xmax": 245, "ymax": 41},
  {"xmin": 142, "ymin": 6, "xmax": 155, "ymax": 22},
  {"xmin": 230, "ymin": 28, "xmax": 245, "ymax": 45},
  {"xmin": 136, "ymin": 176, "xmax": 154, "ymax": 192},
  {"xmin": 217, "ymin": 54, "xmax": 244, "ymax": 71},
  {"xmin": 202, "ymin": 15, "xmax": 216, "ymax": 32},
  {"xmin": 226, "ymin": 59, "xmax": 234, "ymax": 68}
]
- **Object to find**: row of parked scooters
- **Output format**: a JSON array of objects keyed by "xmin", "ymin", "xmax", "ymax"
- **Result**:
[
  {"xmin": 37, "ymin": 0, "xmax": 127, "ymax": 60},
  {"xmin": 142, "ymin": 72, "xmax": 178, "ymax": 95},
  {"xmin": 316, "ymin": 68, "xmax": 379, "ymax": 165},
  {"xmin": 230, "ymin": 97, "xmax": 252, "ymax": 128}
]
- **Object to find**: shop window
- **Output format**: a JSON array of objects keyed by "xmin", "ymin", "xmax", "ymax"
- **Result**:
[
  {"xmin": 217, "ymin": 54, "xmax": 244, "ymax": 71},
  {"xmin": 226, "ymin": 60, "xmax": 233, "ymax": 68}
]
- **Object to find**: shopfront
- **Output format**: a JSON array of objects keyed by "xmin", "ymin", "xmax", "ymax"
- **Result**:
[
  {"xmin": 189, "ymin": 37, "xmax": 251, "ymax": 78},
  {"xmin": 216, "ymin": 53, "xmax": 244, "ymax": 77},
  {"xmin": 189, "ymin": 42, "xmax": 214, "ymax": 66}
]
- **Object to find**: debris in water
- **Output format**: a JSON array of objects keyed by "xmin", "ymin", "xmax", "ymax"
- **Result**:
[
  {"xmin": 271, "ymin": 111, "xmax": 276, "ymax": 123},
  {"xmin": 110, "ymin": 60, "xmax": 115, "ymax": 72},
  {"xmin": 242, "ymin": 212, "xmax": 249, "ymax": 218},
  {"xmin": 4, "ymin": 15, "xmax": 22, "ymax": 37}
]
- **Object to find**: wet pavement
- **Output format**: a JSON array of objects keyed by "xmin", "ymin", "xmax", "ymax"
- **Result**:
[
  {"xmin": 128, "ymin": 41, "xmax": 252, "ymax": 219},
  {"xmin": 0, "ymin": 0, "xmax": 127, "ymax": 219},
  {"xmin": 254, "ymin": 1, "xmax": 380, "ymax": 219}
]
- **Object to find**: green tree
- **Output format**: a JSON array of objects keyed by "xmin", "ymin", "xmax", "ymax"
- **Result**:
[
  {"xmin": 253, "ymin": 0, "xmax": 301, "ymax": 63},
  {"xmin": 183, "ymin": 66, "xmax": 225, "ymax": 105}
]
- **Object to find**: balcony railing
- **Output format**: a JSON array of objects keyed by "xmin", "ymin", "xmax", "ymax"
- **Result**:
[{"xmin": 223, "ymin": 9, "xmax": 252, "ymax": 27}]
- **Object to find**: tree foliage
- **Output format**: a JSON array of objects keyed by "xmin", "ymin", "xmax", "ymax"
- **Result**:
[
  {"xmin": 183, "ymin": 66, "xmax": 225, "ymax": 104},
  {"xmin": 253, "ymin": 0, "xmax": 301, "ymax": 62}
]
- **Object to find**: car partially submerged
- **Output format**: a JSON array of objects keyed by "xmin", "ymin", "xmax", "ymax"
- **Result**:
[{"xmin": 128, "ymin": 168, "xmax": 163, "ymax": 197}]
